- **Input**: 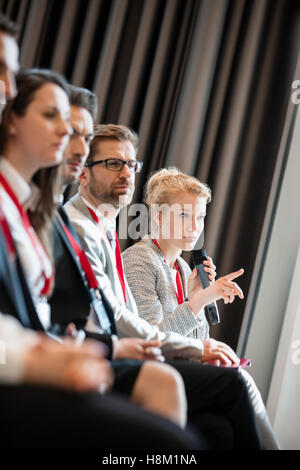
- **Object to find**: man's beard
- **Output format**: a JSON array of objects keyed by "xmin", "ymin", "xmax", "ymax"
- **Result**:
[
  {"xmin": 89, "ymin": 174, "xmax": 134, "ymax": 210},
  {"xmin": 61, "ymin": 159, "xmax": 84, "ymax": 187}
]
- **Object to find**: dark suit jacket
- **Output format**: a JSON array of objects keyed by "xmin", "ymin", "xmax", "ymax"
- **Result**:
[
  {"xmin": 0, "ymin": 208, "xmax": 142, "ymax": 394},
  {"xmin": 49, "ymin": 205, "xmax": 117, "ymax": 357},
  {"xmin": 0, "ymin": 226, "xmax": 43, "ymax": 331},
  {"xmin": 0, "ymin": 208, "xmax": 116, "ymax": 358}
]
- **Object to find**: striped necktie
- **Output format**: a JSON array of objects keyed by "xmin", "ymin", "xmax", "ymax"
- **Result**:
[{"xmin": 106, "ymin": 228, "xmax": 116, "ymax": 253}]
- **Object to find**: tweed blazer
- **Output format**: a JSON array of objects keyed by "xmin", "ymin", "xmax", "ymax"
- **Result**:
[
  {"xmin": 64, "ymin": 194, "xmax": 207, "ymax": 360},
  {"xmin": 123, "ymin": 239, "xmax": 209, "ymax": 340}
]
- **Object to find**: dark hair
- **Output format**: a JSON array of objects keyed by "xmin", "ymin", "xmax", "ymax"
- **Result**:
[
  {"xmin": 0, "ymin": 68, "xmax": 70, "ymax": 267},
  {"xmin": 0, "ymin": 12, "xmax": 18, "ymax": 36},
  {"xmin": 68, "ymin": 84, "xmax": 98, "ymax": 121},
  {"xmin": 0, "ymin": 68, "xmax": 69, "ymax": 151},
  {"xmin": 15, "ymin": 68, "xmax": 69, "ymax": 115}
]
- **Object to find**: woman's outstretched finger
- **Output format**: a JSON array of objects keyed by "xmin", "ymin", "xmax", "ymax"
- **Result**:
[{"xmin": 224, "ymin": 268, "xmax": 244, "ymax": 282}]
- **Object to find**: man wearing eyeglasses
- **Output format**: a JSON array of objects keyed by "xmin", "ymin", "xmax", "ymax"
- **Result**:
[
  {"xmin": 65, "ymin": 124, "xmax": 158, "ymax": 341},
  {"xmin": 81, "ymin": 124, "xmax": 142, "ymax": 216},
  {"xmin": 65, "ymin": 123, "xmax": 241, "ymax": 368}
]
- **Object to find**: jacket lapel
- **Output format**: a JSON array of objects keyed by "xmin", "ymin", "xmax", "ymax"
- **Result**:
[
  {"xmin": 69, "ymin": 195, "xmax": 121, "ymax": 297},
  {"xmin": 0, "ymin": 227, "xmax": 43, "ymax": 330},
  {"xmin": 55, "ymin": 204, "xmax": 117, "ymax": 335},
  {"xmin": 54, "ymin": 206, "xmax": 84, "ymax": 271}
]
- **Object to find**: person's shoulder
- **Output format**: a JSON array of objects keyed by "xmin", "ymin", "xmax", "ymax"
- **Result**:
[
  {"xmin": 123, "ymin": 238, "xmax": 155, "ymax": 262},
  {"xmin": 65, "ymin": 203, "xmax": 91, "ymax": 231},
  {"xmin": 123, "ymin": 238, "xmax": 148, "ymax": 255},
  {"xmin": 64, "ymin": 192, "xmax": 80, "ymax": 209},
  {"xmin": 65, "ymin": 193, "xmax": 89, "ymax": 216},
  {"xmin": 64, "ymin": 200, "xmax": 105, "ymax": 245}
]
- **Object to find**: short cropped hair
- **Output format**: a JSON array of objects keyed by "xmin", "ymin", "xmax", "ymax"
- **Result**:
[
  {"xmin": 85, "ymin": 124, "xmax": 139, "ymax": 165},
  {"xmin": 144, "ymin": 167, "xmax": 211, "ymax": 207},
  {"xmin": 0, "ymin": 12, "xmax": 18, "ymax": 36},
  {"xmin": 68, "ymin": 84, "xmax": 98, "ymax": 122}
]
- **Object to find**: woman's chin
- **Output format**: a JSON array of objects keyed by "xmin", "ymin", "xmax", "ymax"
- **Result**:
[{"xmin": 182, "ymin": 238, "xmax": 197, "ymax": 250}]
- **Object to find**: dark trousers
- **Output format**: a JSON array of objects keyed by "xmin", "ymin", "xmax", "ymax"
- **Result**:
[
  {"xmin": 167, "ymin": 360, "xmax": 261, "ymax": 450},
  {"xmin": 0, "ymin": 385, "xmax": 205, "ymax": 450},
  {"xmin": 111, "ymin": 358, "xmax": 260, "ymax": 450}
]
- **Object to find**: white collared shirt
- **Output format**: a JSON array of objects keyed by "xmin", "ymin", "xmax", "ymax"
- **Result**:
[
  {"xmin": 75, "ymin": 195, "xmax": 119, "ymax": 354},
  {"xmin": 80, "ymin": 194, "xmax": 117, "ymax": 261},
  {"xmin": 0, "ymin": 158, "xmax": 52, "ymax": 329}
]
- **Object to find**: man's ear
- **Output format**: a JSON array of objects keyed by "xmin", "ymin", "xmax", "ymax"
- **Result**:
[{"xmin": 78, "ymin": 166, "xmax": 89, "ymax": 187}]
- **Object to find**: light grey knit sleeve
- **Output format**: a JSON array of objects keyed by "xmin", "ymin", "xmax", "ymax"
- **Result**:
[
  {"xmin": 160, "ymin": 301, "xmax": 203, "ymax": 337},
  {"xmin": 123, "ymin": 244, "xmax": 202, "ymax": 336}
]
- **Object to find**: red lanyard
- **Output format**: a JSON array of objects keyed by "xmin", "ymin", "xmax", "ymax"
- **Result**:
[
  {"xmin": 152, "ymin": 239, "xmax": 184, "ymax": 305},
  {"xmin": 113, "ymin": 234, "xmax": 127, "ymax": 303},
  {"xmin": 60, "ymin": 221, "xmax": 98, "ymax": 289},
  {"xmin": 0, "ymin": 172, "xmax": 52, "ymax": 296},
  {"xmin": 86, "ymin": 206, "xmax": 127, "ymax": 303}
]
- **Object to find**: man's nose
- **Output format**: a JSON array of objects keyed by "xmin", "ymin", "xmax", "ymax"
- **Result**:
[{"xmin": 120, "ymin": 162, "xmax": 132, "ymax": 179}]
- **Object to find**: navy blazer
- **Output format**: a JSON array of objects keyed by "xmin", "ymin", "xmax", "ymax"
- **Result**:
[
  {"xmin": 0, "ymin": 208, "xmax": 116, "ymax": 359},
  {"xmin": 49, "ymin": 205, "xmax": 117, "ymax": 356},
  {"xmin": 0, "ymin": 226, "xmax": 43, "ymax": 331}
]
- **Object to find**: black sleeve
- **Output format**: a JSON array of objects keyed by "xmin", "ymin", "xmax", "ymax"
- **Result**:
[{"xmin": 84, "ymin": 331, "xmax": 113, "ymax": 359}]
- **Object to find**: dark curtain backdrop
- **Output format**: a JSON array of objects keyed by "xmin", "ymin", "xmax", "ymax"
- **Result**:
[{"xmin": 1, "ymin": 0, "xmax": 300, "ymax": 349}]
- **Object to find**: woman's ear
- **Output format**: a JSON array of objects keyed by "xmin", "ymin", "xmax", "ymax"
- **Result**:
[
  {"xmin": 149, "ymin": 208, "xmax": 161, "ymax": 239},
  {"xmin": 152, "ymin": 209, "xmax": 162, "ymax": 227}
]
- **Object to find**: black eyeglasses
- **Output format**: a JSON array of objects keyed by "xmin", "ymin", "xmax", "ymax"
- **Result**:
[{"xmin": 85, "ymin": 158, "xmax": 143, "ymax": 173}]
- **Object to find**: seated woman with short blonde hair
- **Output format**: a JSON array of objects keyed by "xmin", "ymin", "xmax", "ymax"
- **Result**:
[{"xmin": 123, "ymin": 167, "xmax": 280, "ymax": 450}]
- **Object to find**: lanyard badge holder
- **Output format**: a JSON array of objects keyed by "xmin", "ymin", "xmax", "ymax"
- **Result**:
[{"xmin": 90, "ymin": 288, "xmax": 112, "ymax": 334}]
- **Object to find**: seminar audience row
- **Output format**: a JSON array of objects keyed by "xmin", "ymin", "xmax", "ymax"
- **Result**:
[{"xmin": 0, "ymin": 12, "xmax": 278, "ymax": 450}]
